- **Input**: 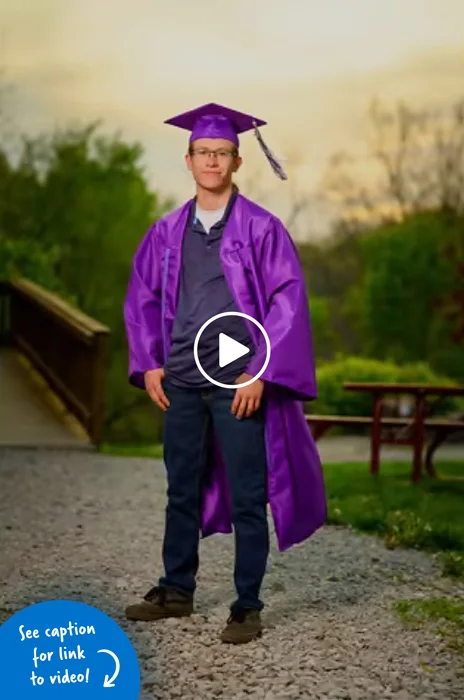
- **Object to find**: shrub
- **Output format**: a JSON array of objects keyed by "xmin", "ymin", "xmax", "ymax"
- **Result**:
[{"xmin": 309, "ymin": 355, "xmax": 461, "ymax": 416}]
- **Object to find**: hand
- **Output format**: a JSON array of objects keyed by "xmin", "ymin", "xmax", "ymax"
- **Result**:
[
  {"xmin": 231, "ymin": 373, "xmax": 264, "ymax": 419},
  {"xmin": 144, "ymin": 368, "xmax": 170, "ymax": 411}
]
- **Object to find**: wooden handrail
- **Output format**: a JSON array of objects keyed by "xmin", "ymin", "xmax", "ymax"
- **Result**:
[
  {"xmin": 0, "ymin": 278, "xmax": 110, "ymax": 444},
  {"xmin": 9, "ymin": 279, "xmax": 109, "ymax": 337}
]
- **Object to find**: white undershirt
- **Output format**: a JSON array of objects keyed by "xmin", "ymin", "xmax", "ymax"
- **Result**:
[{"xmin": 195, "ymin": 205, "xmax": 225, "ymax": 234}]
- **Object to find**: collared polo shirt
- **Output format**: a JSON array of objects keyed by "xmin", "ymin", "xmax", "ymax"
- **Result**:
[{"xmin": 164, "ymin": 191, "xmax": 255, "ymax": 388}]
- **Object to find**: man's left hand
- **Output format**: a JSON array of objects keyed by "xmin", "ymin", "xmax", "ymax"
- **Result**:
[{"xmin": 231, "ymin": 373, "xmax": 264, "ymax": 419}]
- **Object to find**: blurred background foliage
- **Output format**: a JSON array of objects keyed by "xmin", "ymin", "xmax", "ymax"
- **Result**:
[{"xmin": 1, "ymin": 98, "xmax": 463, "ymax": 444}]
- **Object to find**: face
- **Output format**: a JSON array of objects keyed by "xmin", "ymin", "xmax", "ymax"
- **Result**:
[{"xmin": 185, "ymin": 138, "xmax": 242, "ymax": 191}]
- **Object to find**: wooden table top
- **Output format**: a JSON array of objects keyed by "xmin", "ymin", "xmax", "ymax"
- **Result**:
[{"xmin": 343, "ymin": 382, "xmax": 464, "ymax": 396}]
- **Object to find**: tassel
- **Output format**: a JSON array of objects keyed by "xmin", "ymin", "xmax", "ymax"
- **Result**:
[{"xmin": 252, "ymin": 121, "xmax": 288, "ymax": 180}]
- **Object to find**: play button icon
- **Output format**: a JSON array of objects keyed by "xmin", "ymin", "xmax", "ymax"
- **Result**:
[
  {"xmin": 193, "ymin": 311, "xmax": 271, "ymax": 389},
  {"xmin": 219, "ymin": 333, "xmax": 250, "ymax": 368}
]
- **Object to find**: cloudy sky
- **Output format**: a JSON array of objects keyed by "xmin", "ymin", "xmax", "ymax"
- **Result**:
[{"xmin": 1, "ymin": 0, "xmax": 464, "ymax": 238}]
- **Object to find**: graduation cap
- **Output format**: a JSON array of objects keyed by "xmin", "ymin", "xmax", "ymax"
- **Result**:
[{"xmin": 164, "ymin": 102, "xmax": 287, "ymax": 181}]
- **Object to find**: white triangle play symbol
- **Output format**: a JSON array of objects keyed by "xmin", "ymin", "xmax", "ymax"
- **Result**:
[{"xmin": 218, "ymin": 333, "xmax": 250, "ymax": 368}]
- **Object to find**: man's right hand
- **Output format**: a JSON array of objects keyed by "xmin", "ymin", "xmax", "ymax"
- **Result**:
[{"xmin": 144, "ymin": 368, "xmax": 170, "ymax": 411}]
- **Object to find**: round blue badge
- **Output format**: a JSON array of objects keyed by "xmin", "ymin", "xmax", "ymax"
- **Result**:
[{"xmin": 0, "ymin": 600, "xmax": 141, "ymax": 698}]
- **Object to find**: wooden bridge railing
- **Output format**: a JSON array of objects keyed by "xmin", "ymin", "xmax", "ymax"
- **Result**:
[{"xmin": 0, "ymin": 279, "xmax": 110, "ymax": 444}]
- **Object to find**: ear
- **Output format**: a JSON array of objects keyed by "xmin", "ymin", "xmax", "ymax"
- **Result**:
[
  {"xmin": 233, "ymin": 156, "xmax": 243, "ymax": 173},
  {"xmin": 185, "ymin": 153, "xmax": 193, "ymax": 172}
]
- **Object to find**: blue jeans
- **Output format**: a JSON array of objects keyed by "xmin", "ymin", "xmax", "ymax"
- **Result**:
[{"xmin": 158, "ymin": 378, "xmax": 269, "ymax": 610}]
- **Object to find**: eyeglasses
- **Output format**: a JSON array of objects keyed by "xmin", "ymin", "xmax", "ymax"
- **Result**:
[{"xmin": 190, "ymin": 148, "xmax": 237, "ymax": 160}]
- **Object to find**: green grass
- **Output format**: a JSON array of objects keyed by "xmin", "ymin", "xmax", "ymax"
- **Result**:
[
  {"xmin": 323, "ymin": 460, "xmax": 464, "ymax": 578},
  {"xmin": 99, "ymin": 442, "xmax": 164, "ymax": 459},
  {"xmin": 394, "ymin": 596, "xmax": 464, "ymax": 656}
]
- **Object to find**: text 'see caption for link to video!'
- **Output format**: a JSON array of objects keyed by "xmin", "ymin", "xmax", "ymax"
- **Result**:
[{"xmin": 0, "ymin": 599, "xmax": 141, "ymax": 698}]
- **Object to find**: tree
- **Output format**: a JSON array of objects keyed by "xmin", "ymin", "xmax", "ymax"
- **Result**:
[
  {"xmin": 318, "ymin": 96, "xmax": 464, "ymax": 379},
  {"xmin": 320, "ymin": 96, "xmax": 464, "ymax": 230},
  {"xmin": 433, "ymin": 216, "xmax": 464, "ymax": 349},
  {"xmin": 359, "ymin": 211, "xmax": 464, "ymax": 381},
  {"xmin": 0, "ymin": 121, "xmax": 176, "ymax": 442}
]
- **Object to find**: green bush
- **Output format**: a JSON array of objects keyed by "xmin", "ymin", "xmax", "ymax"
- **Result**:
[{"xmin": 309, "ymin": 355, "xmax": 461, "ymax": 416}]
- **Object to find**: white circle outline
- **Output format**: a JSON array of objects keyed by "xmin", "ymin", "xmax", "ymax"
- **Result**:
[{"xmin": 193, "ymin": 312, "xmax": 271, "ymax": 389}]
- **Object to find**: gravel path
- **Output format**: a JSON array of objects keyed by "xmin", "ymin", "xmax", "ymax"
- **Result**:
[{"xmin": 1, "ymin": 447, "xmax": 463, "ymax": 700}]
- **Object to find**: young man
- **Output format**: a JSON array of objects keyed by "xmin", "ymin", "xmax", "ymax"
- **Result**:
[{"xmin": 123, "ymin": 103, "xmax": 326, "ymax": 644}]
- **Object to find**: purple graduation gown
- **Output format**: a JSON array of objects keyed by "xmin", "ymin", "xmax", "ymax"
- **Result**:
[{"xmin": 124, "ymin": 194, "xmax": 327, "ymax": 551}]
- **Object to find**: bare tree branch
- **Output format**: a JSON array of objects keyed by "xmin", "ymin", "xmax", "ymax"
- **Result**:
[{"xmin": 319, "ymin": 96, "xmax": 464, "ymax": 229}]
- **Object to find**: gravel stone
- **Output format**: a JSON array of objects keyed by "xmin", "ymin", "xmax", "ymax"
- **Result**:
[{"xmin": 1, "ymin": 447, "xmax": 463, "ymax": 699}]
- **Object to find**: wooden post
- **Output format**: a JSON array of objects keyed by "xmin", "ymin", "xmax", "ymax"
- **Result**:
[
  {"xmin": 371, "ymin": 392, "xmax": 382, "ymax": 475},
  {"xmin": 424, "ymin": 430, "xmax": 445, "ymax": 478},
  {"xmin": 89, "ymin": 331, "xmax": 110, "ymax": 445},
  {"xmin": 0, "ymin": 282, "xmax": 12, "ymax": 346},
  {"xmin": 412, "ymin": 392, "xmax": 425, "ymax": 483}
]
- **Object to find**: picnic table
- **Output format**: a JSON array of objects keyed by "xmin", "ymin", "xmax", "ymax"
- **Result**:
[{"xmin": 306, "ymin": 382, "xmax": 464, "ymax": 482}]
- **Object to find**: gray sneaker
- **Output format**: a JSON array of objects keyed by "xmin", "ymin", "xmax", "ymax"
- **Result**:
[{"xmin": 125, "ymin": 586, "xmax": 194, "ymax": 621}]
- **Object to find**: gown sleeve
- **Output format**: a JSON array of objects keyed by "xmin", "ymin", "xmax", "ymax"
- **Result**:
[
  {"xmin": 123, "ymin": 223, "xmax": 165, "ymax": 390},
  {"xmin": 245, "ymin": 218, "xmax": 317, "ymax": 401}
]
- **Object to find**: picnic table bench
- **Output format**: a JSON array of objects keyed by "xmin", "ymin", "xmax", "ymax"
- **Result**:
[{"xmin": 306, "ymin": 382, "xmax": 464, "ymax": 482}]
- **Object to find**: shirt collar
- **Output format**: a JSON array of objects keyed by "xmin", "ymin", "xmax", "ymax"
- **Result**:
[{"xmin": 190, "ymin": 188, "xmax": 238, "ymax": 234}]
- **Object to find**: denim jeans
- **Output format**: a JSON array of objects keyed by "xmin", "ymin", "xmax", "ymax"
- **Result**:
[{"xmin": 158, "ymin": 378, "xmax": 269, "ymax": 610}]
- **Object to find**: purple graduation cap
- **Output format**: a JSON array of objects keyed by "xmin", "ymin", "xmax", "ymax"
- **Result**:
[{"xmin": 164, "ymin": 102, "xmax": 287, "ymax": 180}]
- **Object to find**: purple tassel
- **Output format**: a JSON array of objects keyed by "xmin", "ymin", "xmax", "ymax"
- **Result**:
[{"xmin": 252, "ymin": 121, "xmax": 287, "ymax": 180}]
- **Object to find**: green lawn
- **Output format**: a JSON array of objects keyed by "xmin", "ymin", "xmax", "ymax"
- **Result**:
[
  {"xmin": 99, "ymin": 443, "xmax": 464, "ymax": 578},
  {"xmin": 323, "ymin": 459, "xmax": 464, "ymax": 578},
  {"xmin": 99, "ymin": 442, "xmax": 164, "ymax": 459},
  {"xmin": 394, "ymin": 597, "xmax": 464, "ymax": 656}
]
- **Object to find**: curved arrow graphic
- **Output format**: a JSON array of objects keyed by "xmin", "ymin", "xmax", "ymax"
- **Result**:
[{"xmin": 97, "ymin": 649, "xmax": 120, "ymax": 688}]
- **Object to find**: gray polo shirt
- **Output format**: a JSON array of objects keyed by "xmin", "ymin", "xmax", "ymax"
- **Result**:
[{"xmin": 164, "ymin": 191, "xmax": 255, "ymax": 388}]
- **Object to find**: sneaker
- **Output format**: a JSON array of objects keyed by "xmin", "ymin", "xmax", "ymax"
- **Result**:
[
  {"xmin": 125, "ymin": 585, "xmax": 193, "ymax": 621},
  {"xmin": 220, "ymin": 606, "xmax": 262, "ymax": 644}
]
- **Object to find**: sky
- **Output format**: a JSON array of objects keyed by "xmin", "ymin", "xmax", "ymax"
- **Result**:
[{"xmin": 1, "ymin": 0, "xmax": 464, "ymax": 239}]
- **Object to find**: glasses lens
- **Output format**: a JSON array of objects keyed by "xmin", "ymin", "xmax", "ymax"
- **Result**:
[{"xmin": 192, "ymin": 149, "xmax": 234, "ymax": 159}]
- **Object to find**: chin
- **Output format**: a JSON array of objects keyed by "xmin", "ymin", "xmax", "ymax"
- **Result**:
[{"xmin": 200, "ymin": 178, "xmax": 226, "ymax": 191}]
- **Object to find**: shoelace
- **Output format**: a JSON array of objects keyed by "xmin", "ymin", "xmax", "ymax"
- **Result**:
[{"xmin": 144, "ymin": 586, "xmax": 167, "ymax": 606}]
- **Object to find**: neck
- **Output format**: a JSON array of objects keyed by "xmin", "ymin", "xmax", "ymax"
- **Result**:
[{"xmin": 195, "ymin": 183, "xmax": 234, "ymax": 210}]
